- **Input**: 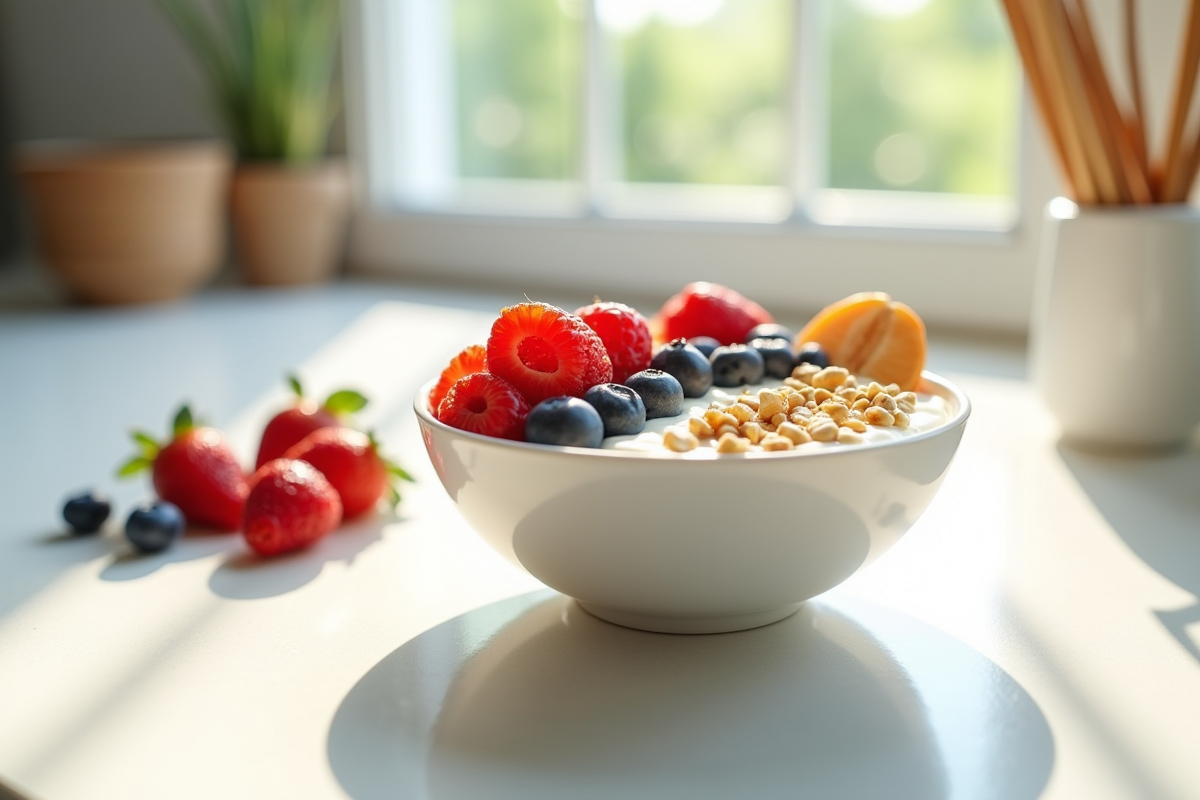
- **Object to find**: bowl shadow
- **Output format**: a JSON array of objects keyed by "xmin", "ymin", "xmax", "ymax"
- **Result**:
[
  {"xmin": 327, "ymin": 590, "xmax": 1053, "ymax": 800},
  {"xmin": 1056, "ymin": 439, "xmax": 1200, "ymax": 663}
]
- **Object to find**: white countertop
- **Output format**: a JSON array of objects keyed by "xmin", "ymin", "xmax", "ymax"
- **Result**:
[{"xmin": 1, "ymin": 280, "xmax": 1198, "ymax": 800}]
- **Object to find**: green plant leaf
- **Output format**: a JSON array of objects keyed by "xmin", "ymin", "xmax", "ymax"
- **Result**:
[
  {"xmin": 131, "ymin": 431, "xmax": 161, "ymax": 459},
  {"xmin": 323, "ymin": 390, "xmax": 368, "ymax": 415},
  {"xmin": 387, "ymin": 463, "xmax": 416, "ymax": 483},
  {"xmin": 117, "ymin": 456, "xmax": 153, "ymax": 478},
  {"xmin": 386, "ymin": 484, "xmax": 401, "ymax": 511},
  {"xmin": 173, "ymin": 405, "xmax": 194, "ymax": 436},
  {"xmin": 287, "ymin": 373, "xmax": 304, "ymax": 398}
]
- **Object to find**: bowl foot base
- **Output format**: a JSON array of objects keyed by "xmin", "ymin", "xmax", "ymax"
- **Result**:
[{"xmin": 575, "ymin": 600, "xmax": 804, "ymax": 634}]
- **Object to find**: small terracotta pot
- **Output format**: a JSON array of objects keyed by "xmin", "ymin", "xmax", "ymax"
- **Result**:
[
  {"xmin": 16, "ymin": 140, "xmax": 231, "ymax": 304},
  {"xmin": 230, "ymin": 160, "xmax": 350, "ymax": 286}
]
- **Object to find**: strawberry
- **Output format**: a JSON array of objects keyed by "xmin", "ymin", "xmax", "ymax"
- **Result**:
[
  {"xmin": 428, "ymin": 344, "xmax": 487, "ymax": 416},
  {"xmin": 119, "ymin": 405, "xmax": 248, "ymax": 531},
  {"xmin": 574, "ymin": 301, "xmax": 653, "ymax": 384},
  {"xmin": 284, "ymin": 428, "xmax": 415, "ymax": 519},
  {"xmin": 653, "ymin": 282, "xmax": 774, "ymax": 346},
  {"xmin": 486, "ymin": 302, "xmax": 612, "ymax": 405},
  {"xmin": 243, "ymin": 459, "xmax": 342, "ymax": 557},
  {"xmin": 437, "ymin": 372, "xmax": 531, "ymax": 440},
  {"xmin": 255, "ymin": 374, "xmax": 368, "ymax": 469}
]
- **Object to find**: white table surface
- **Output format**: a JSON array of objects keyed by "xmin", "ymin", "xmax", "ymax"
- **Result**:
[{"xmin": 1, "ymin": 279, "xmax": 1198, "ymax": 800}]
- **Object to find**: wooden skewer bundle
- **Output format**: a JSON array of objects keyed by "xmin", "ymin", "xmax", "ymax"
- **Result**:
[{"xmin": 1000, "ymin": 0, "xmax": 1200, "ymax": 204}]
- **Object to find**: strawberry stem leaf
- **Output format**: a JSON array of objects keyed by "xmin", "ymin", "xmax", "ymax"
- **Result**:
[
  {"xmin": 117, "ymin": 455, "xmax": 153, "ymax": 478},
  {"xmin": 172, "ymin": 405, "xmax": 194, "ymax": 436},
  {"xmin": 387, "ymin": 463, "xmax": 415, "ymax": 483},
  {"xmin": 287, "ymin": 374, "xmax": 304, "ymax": 398},
  {"xmin": 131, "ymin": 431, "xmax": 160, "ymax": 459},
  {"xmin": 323, "ymin": 389, "xmax": 368, "ymax": 415},
  {"xmin": 386, "ymin": 484, "xmax": 401, "ymax": 510}
]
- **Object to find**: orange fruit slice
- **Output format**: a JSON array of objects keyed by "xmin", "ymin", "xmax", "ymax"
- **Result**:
[{"xmin": 795, "ymin": 292, "xmax": 927, "ymax": 390}]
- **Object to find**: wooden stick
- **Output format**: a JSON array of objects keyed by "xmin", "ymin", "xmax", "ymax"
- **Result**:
[
  {"xmin": 1067, "ymin": 0, "xmax": 1153, "ymax": 203},
  {"xmin": 1160, "ymin": 0, "xmax": 1200, "ymax": 201},
  {"xmin": 1181, "ymin": 126, "xmax": 1200, "ymax": 199},
  {"xmin": 999, "ymin": 0, "xmax": 1077, "ymax": 198},
  {"xmin": 1022, "ymin": 0, "xmax": 1098, "ymax": 203},
  {"xmin": 1053, "ymin": 0, "xmax": 1122, "ymax": 203},
  {"xmin": 1123, "ymin": 0, "xmax": 1149, "ymax": 178}
]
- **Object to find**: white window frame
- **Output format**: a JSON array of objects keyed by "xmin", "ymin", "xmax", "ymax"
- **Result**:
[{"xmin": 343, "ymin": 0, "xmax": 1064, "ymax": 333}]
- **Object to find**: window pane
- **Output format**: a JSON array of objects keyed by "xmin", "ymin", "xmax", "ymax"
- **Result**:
[
  {"xmin": 827, "ymin": 0, "xmax": 1019, "ymax": 196},
  {"xmin": 604, "ymin": 0, "xmax": 792, "ymax": 186},
  {"xmin": 453, "ymin": 0, "xmax": 582, "ymax": 180}
]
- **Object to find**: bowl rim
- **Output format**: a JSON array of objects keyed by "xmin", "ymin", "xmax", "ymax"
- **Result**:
[{"xmin": 414, "ymin": 370, "xmax": 970, "ymax": 463}]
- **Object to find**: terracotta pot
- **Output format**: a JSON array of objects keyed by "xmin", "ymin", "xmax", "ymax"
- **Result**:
[
  {"xmin": 16, "ymin": 140, "xmax": 231, "ymax": 304},
  {"xmin": 230, "ymin": 160, "xmax": 350, "ymax": 286}
]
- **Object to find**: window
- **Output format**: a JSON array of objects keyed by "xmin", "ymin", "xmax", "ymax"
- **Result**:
[{"xmin": 348, "ymin": 0, "xmax": 1056, "ymax": 331}]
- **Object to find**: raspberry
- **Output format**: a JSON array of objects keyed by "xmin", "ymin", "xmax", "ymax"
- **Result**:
[
  {"xmin": 653, "ymin": 282, "xmax": 774, "ymax": 346},
  {"xmin": 429, "ymin": 344, "xmax": 488, "ymax": 416},
  {"xmin": 574, "ymin": 301, "xmax": 653, "ymax": 384},
  {"xmin": 486, "ymin": 302, "xmax": 612, "ymax": 405},
  {"xmin": 437, "ymin": 372, "xmax": 531, "ymax": 440}
]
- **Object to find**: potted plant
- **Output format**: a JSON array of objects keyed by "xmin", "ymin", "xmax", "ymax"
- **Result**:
[{"xmin": 160, "ymin": 0, "xmax": 348, "ymax": 286}]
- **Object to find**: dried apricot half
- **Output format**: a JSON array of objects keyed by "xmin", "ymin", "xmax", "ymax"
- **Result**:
[{"xmin": 794, "ymin": 292, "xmax": 926, "ymax": 390}]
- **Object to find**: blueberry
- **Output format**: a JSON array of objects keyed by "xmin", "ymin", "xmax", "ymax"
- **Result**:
[
  {"xmin": 583, "ymin": 383, "xmax": 646, "ymax": 437},
  {"xmin": 526, "ymin": 396, "xmax": 605, "ymax": 448},
  {"xmin": 749, "ymin": 337, "xmax": 796, "ymax": 379},
  {"xmin": 744, "ymin": 323, "xmax": 795, "ymax": 344},
  {"xmin": 625, "ymin": 369, "xmax": 685, "ymax": 419},
  {"xmin": 649, "ymin": 339, "xmax": 713, "ymax": 398},
  {"xmin": 125, "ymin": 501, "xmax": 185, "ymax": 554},
  {"xmin": 62, "ymin": 490, "xmax": 111, "ymax": 534},
  {"xmin": 795, "ymin": 342, "xmax": 830, "ymax": 369},
  {"xmin": 709, "ymin": 344, "xmax": 766, "ymax": 387},
  {"xmin": 687, "ymin": 336, "xmax": 722, "ymax": 358}
]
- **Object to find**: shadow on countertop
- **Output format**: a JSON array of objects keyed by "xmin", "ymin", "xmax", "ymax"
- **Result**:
[
  {"xmin": 327, "ymin": 591, "xmax": 1054, "ymax": 800},
  {"xmin": 1057, "ymin": 436, "xmax": 1200, "ymax": 664}
]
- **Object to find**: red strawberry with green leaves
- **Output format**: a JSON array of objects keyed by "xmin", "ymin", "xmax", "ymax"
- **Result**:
[
  {"xmin": 284, "ymin": 428, "xmax": 415, "ymax": 519},
  {"xmin": 486, "ymin": 302, "xmax": 612, "ymax": 405},
  {"xmin": 119, "ymin": 405, "xmax": 248, "ymax": 531},
  {"xmin": 653, "ymin": 282, "xmax": 774, "ymax": 346},
  {"xmin": 437, "ymin": 372, "xmax": 530, "ymax": 440},
  {"xmin": 428, "ymin": 344, "xmax": 487, "ymax": 416},
  {"xmin": 574, "ymin": 301, "xmax": 653, "ymax": 384},
  {"xmin": 255, "ymin": 374, "xmax": 368, "ymax": 469},
  {"xmin": 243, "ymin": 459, "xmax": 342, "ymax": 556}
]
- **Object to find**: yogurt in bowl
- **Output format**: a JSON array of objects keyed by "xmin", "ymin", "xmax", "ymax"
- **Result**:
[{"xmin": 415, "ymin": 370, "xmax": 969, "ymax": 634}]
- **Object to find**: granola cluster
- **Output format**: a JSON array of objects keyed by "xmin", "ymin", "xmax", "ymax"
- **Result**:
[{"xmin": 662, "ymin": 364, "xmax": 918, "ymax": 453}]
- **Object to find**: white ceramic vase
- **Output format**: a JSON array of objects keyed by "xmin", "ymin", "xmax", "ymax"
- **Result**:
[{"xmin": 1030, "ymin": 199, "xmax": 1200, "ymax": 448}]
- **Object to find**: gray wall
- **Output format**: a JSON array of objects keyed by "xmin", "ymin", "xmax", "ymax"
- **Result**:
[{"xmin": 0, "ymin": 0, "xmax": 218, "ymax": 263}]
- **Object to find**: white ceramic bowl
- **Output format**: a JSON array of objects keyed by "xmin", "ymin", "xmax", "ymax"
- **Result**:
[{"xmin": 415, "ymin": 372, "xmax": 969, "ymax": 634}]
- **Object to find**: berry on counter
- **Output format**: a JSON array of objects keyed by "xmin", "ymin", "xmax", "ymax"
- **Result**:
[
  {"xmin": 124, "ymin": 501, "xmax": 185, "ymax": 554},
  {"xmin": 582, "ymin": 383, "xmax": 646, "ymax": 437},
  {"xmin": 284, "ymin": 428, "xmax": 415, "ymax": 519},
  {"xmin": 794, "ymin": 342, "xmax": 831, "ymax": 370},
  {"xmin": 243, "ymin": 459, "xmax": 342, "ymax": 557},
  {"xmin": 748, "ymin": 337, "xmax": 795, "ymax": 380},
  {"xmin": 649, "ymin": 339, "xmax": 713, "ymax": 398},
  {"xmin": 744, "ymin": 323, "xmax": 795, "ymax": 343},
  {"xmin": 62, "ymin": 490, "xmax": 111, "ymax": 534},
  {"xmin": 428, "ymin": 344, "xmax": 488, "ymax": 417},
  {"xmin": 794, "ymin": 293, "xmax": 927, "ymax": 390},
  {"xmin": 525, "ymin": 397, "xmax": 606, "ymax": 448},
  {"xmin": 653, "ymin": 282, "xmax": 773, "ymax": 345},
  {"xmin": 687, "ymin": 336, "xmax": 722, "ymax": 358},
  {"xmin": 119, "ymin": 405, "xmax": 248, "ymax": 531},
  {"xmin": 574, "ymin": 301, "xmax": 653, "ymax": 384},
  {"xmin": 487, "ymin": 302, "xmax": 613, "ymax": 405},
  {"xmin": 625, "ymin": 369, "xmax": 685, "ymax": 419},
  {"xmin": 710, "ymin": 344, "xmax": 766, "ymax": 387},
  {"xmin": 256, "ymin": 374, "xmax": 368, "ymax": 469},
  {"xmin": 438, "ymin": 372, "xmax": 531, "ymax": 440}
]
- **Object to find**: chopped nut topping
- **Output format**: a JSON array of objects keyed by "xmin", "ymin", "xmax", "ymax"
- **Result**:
[
  {"xmin": 716, "ymin": 432, "xmax": 750, "ymax": 453},
  {"xmin": 664, "ymin": 427, "xmax": 699, "ymax": 452}
]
